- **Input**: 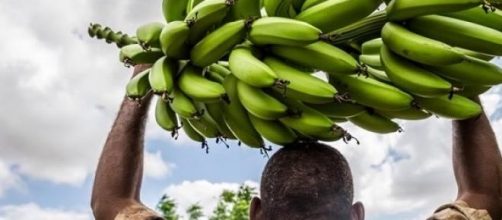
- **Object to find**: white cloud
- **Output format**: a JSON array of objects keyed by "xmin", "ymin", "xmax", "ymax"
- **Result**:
[
  {"xmin": 163, "ymin": 180, "xmax": 259, "ymax": 219},
  {"xmin": 327, "ymin": 91, "xmax": 502, "ymax": 219},
  {"xmin": 0, "ymin": 162, "xmax": 23, "ymax": 197},
  {"xmin": 0, "ymin": 203, "xmax": 91, "ymax": 220},
  {"xmin": 0, "ymin": 0, "xmax": 500, "ymax": 219},
  {"xmin": 144, "ymin": 150, "xmax": 174, "ymax": 179},
  {"xmin": 0, "ymin": 0, "xmax": 175, "ymax": 186}
]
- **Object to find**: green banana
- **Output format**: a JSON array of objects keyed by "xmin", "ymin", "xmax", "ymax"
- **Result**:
[
  {"xmin": 249, "ymin": 114, "xmax": 298, "ymax": 145},
  {"xmin": 136, "ymin": 22, "xmax": 164, "ymax": 49},
  {"xmin": 445, "ymin": 6, "xmax": 502, "ymax": 32},
  {"xmin": 181, "ymin": 117, "xmax": 206, "ymax": 143},
  {"xmin": 229, "ymin": 46, "xmax": 284, "ymax": 87},
  {"xmin": 155, "ymin": 97, "xmax": 179, "ymax": 132},
  {"xmin": 149, "ymin": 57, "xmax": 177, "ymax": 97},
  {"xmin": 209, "ymin": 63, "xmax": 232, "ymax": 77},
  {"xmin": 415, "ymin": 95, "xmax": 482, "ymax": 120},
  {"xmin": 205, "ymin": 70, "xmax": 226, "ymax": 83},
  {"xmin": 311, "ymin": 125, "xmax": 346, "ymax": 142},
  {"xmin": 228, "ymin": 0, "xmax": 262, "ymax": 20},
  {"xmin": 191, "ymin": 20, "xmax": 247, "ymax": 68},
  {"xmin": 386, "ymin": 0, "xmax": 484, "ymax": 21},
  {"xmin": 279, "ymin": 99, "xmax": 339, "ymax": 136},
  {"xmin": 205, "ymin": 103, "xmax": 237, "ymax": 139},
  {"xmin": 222, "ymin": 75, "xmax": 265, "ymax": 148},
  {"xmin": 237, "ymin": 80, "xmax": 288, "ymax": 120},
  {"xmin": 382, "ymin": 22, "xmax": 465, "ymax": 65},
  {"xmin": 308, "ymin": 102, "xmax": 365, "ymax": 118},
  {"xmin": 187, "ymin": 103, "xmax": 221, "ymax": 138},
  {"xmin": 185, "ymin": 0, "xmax": 234, "ymax": 44},
  {"xmin": 330, "ymin": 117, "xmax": 348, "ymax": 123},
  {"xmin": 444, "ymin": 73, "xmax": 493, "ymax": 97},
  {"xmin": 359, "ymin": 54, "xmax": 382, "ymax": 69},
  {"xmin": 408, "ymin": 15, "xmax": 502, "ymax": 56},
  {"xmin": 159, "ymin": 21, "xmax": 190, "ymax": 59},
  {"xmin": 206, "ymin": 64, "xmax": 231, "ymax": 83},
  {"xmin": 126, "ymin": 68, "xmax": 152, "ymax": 101},
  {"xmin": 179, "ymin": 65, "xmax": 227, "ymax": 102},
  {"xmin": 380, "ymin": 45, "xmax": 453, "ymax": 98},
  {"xmin": 264, "ymin": 0, "xmax": 295, "ymax": 17},
  {"xmin": 264, "ymin": 57, "xmax": 338, "ymax": 104},
  {"xmin": 186, "ymin": 0, "xmax": 204, "ymax": 13},
  {"xmin": 287, "ymin": 4, "xmax": 298, "ymax": 17},
  {"xmin": 367, "ymin": 65, "xmax": 391, "ymax": 83},
  {"xmin": 271, "ymin": 41, "xmax": 360, "ymax": 74},
  {"xmin": 426, "ymin": 55, "xmax": 502, "ymax": 86},
  {"xmin": 292, "ymin": 0, "xmax": 307, "ymax": 11},
  {"xmin": 329, "ymin": 73, "xmax": 413, "ymax": 111},
  {"xmin": 457, "ymin": 84, "xmax": 492, "ymax": 97},
  {"xmin": 170, "ymin": 87, "xmax": 201, "ymax": 119},
  {"xmin": 301, "ymin": 0, "xmax": 325, "ymax": 10},
  {"xmin": 454, "ymin": 47, "xmax": 494, "ymax": 61},
  {"xmin": 377, "ymin": 107, "xmax": 432, "ymax": 120},
  {"xmin": 163, "ymin": 0, "xmax": 189, "ymax": 22},
  {"xmin": 119, "ymin": 44, "xmax": 164, "ymax": 66},
  {"xmin": 249, "ymin": 17, "xmax": 321, "ymax": 46},
  {"xmin": 349, "ymin": 111, "xmax": 401, "ymax": 134},
  {"xmin": 361, "ymin": 38, "xmax": 383, "ymax": 55},
  {"xmin": 295, "ymin": 0, "xmax": 382, "ymax": 32}
]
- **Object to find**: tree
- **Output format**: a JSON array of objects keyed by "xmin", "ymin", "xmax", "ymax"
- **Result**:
[
  {"xmin": 187, "ymin": 203, "xmax": 204, "ymax": 220},
  {"xmin": 157, "ymin": 195, "xmax": 180, "ymax": 220},
  {"xmin": 158, "ymin": 184, "xmax": 257, "ymax": 220},
  {"xmin": 210, "ymin": 185, "xmax": 257, "ymax": 220}
]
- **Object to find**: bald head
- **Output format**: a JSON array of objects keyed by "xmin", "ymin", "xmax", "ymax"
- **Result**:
[{"xmin": 258, "ymin": 142, "xmax": 354, "ymax": 220}]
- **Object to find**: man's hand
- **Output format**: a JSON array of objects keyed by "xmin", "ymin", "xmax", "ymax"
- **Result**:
[
  {"xmin": 452, "ymin": 97, "xmax": 502, "ymax": 219},
  {"xmin": 91, "ymin": 65, "xmax": 161, "ymax": 220}
]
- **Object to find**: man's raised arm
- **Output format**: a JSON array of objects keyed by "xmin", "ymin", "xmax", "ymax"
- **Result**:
[
  {"xmin": 91, "ymin": 65, "xmax": 161, "ymax": 220},
  {"xmin": 452, "ymin": 97, "xmax": 502, "ymax": 219}
]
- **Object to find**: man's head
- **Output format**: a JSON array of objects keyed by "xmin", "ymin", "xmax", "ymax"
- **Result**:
[{"xmin": 250, "ymin": 142, "xmax": 364, "ymax": 220}]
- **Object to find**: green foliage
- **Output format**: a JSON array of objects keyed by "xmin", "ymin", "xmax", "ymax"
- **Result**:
[
  {"xmin": 157, "ymin": 184, "xmax": 257, "ymax": 220},
  {"xmin": 187, "ymin": 203, "xmax": 204, "ymax": 220},
  {"xmin": 158, "ymin": 195, "xmax": 180, "ymax": 220}
]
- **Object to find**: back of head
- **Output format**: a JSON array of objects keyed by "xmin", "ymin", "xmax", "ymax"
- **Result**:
[{"xmin": 260, "ymin": 142, "xmax": 354, "ymax": 220}]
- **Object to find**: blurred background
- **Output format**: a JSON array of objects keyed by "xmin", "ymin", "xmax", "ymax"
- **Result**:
[{"xmin": 0, "ymin": 0, "xmax": 501, "ymax": 219}]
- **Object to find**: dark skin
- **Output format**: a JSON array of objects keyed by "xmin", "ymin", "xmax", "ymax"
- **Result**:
[
  {"xmin": 91, "ymin": 66, "xmax": 502, "ymax": 220},
  {"xmin": 91, "ymin": 64, "xmax": 158, "ymax": 220},
  {"xmin": 453, "ymin": 97, "xmax": 502, "ymax": 219}
]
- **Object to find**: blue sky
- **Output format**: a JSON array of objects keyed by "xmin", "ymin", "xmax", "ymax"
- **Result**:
[{"xmin": 0, "ymin": 0, "xmax": 501, "ymax": 219}]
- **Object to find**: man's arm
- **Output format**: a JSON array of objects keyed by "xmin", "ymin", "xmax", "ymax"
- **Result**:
[
  {"xmin": 453, "ymin": 97, "xmax": 502, "ymax": 219},
  {"xmin": 91, "ymin": 65, "xmax": 158, "ymax": 220}
]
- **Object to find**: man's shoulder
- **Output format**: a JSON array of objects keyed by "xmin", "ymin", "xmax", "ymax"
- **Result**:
[
  {"xmin": 427, "ymin": 200, "xmax": 492, "ymax": 220},
  {"xmin": 114, "ymin": 203, "xmax": 164, "ymax": 220}
]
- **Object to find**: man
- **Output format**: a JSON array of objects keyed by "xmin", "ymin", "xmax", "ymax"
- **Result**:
[{"xmin": 91, "ymin": 65, "xmax": 502, "ymax": 220}]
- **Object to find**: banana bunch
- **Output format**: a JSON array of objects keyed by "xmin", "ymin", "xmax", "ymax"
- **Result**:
[{"xmin": 88, "ymin": 0, "xmax": 502, "ymax": 151}]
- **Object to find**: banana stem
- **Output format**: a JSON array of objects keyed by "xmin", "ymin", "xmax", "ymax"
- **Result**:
[
  {"xmin": 325, "ymin": 10, "xmax": 387, "ymax": 46},
  {"xmin": 88, "ymin": 23, "xmax": 137, "ymax": 48}
]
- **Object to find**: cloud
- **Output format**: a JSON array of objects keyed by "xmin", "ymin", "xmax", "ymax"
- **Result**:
[
  {"xmin": 163, "ymin": 180, "xmax": 259, "ymax": 219},
  {"xmin": 0, "ymin": 161, "xmax": 23, "ymax": 197},
  {"xmin": 0, "ymin": 0, "xmax": 174, "ymax": 186},
  {"xmin": 0, "ymin": 0, "xmax": 501, "ymax": 219},
  {"xmin": 0, "ymin": 203, "xmax": 91, "ymax": 220},
  {"xmin": 144, "ymin": 150, "xmax": 175, "ymax": 179},
  {"xmin": 328, "ymin": 92, "xmax": 502, "ymax": 218}
]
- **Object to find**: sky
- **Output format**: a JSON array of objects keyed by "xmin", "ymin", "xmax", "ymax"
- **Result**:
[{"xmin": 0, "ymin": 0, "xmax": 501, "ymax": 219}]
